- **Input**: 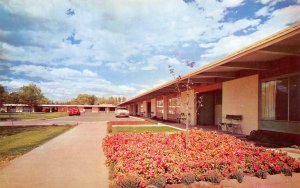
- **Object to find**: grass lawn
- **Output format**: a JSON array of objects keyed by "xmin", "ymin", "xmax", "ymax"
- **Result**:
[
  {"xmin": 111, "ymin": 126, "xmax": 179, "ymax": 134},
  {"xmin": 0, "ymin": 125, "xmax": 75, "ymax": 167},
  {"xmin": 0, "ymin": 112, "xmax": 68, "ymax": 121}
]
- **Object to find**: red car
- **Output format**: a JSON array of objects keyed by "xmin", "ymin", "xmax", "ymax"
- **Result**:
[{"xmin": 68, "ymin": 107, "xmax": 80, "ymax": 116}]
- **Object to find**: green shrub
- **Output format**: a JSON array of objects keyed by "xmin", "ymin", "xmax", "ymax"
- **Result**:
[
  {"xmin": 204, "ymin": 171, "xmax": 222, "ymax": 184},
  {"xmin": 282, "ymin": 167, "xmax": 293, "ymax": 176},
  {"xmin": 247, "ymin": 130, "xmax": 263, "ymax": 140},
  {"xmin": 246, "ymin": 130, "xmax": 293, "ymax": 147},
  {"xmin": 114, "ymin": 175, "xmax": 140, "ymax": 188},
  {"xmin": 230, "ymin": 170, "xmax": 244, "ymax": 183},
  {"xmin": 148, "ymin": 176, "xmax": 166, "ymax": 188},
  {"xmin": 182, "ymin": 173, "xmax": 196, "ymax": 185},
  {"xmin": 255, "ymin": 170, "xmax": 267, "ymax": 179}
]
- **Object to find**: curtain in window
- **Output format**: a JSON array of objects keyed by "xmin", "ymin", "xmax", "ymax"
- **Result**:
[{"xmin": 262, "ymin": 81, "xmax": 276, "ymax": 120}]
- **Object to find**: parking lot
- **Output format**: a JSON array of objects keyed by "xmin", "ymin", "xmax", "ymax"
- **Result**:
[{"xmin": 0, "ymin": 112, "xmax": 141, "ymax": 126}]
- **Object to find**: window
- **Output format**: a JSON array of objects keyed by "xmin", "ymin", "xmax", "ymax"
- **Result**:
[
  {"xmin": 261, "ymin": 74, "xmax": 300, "ymax": 121},
  {"xmin": 289, "ymin": 75, "xmax": 300, "ymax": 121},
  {"xmin": 23, "ymin": 107, "xmax": 32, "ymax": 112},
  {"xmin": 275, "ymin": 79, "xmax": 288, "ymax": 120},
  {"xmin": 156, "ymin": 99, "xmax": 164, "ymax": 114},
  {"xmin": 140, "ymin": 103, "xmax": 144, "ymax": 113},
  {"xmin": 168, "ymin": 97, "xmax": 180, "ymax": 114}
]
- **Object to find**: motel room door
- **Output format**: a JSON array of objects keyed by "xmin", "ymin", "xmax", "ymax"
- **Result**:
[
  {"xmin": 135, "ymin": 104, "xmax": 138, "ymax": 115},
  {"xmin": 147, "ymin": 102, "xmax": 151, "ymax": 117},
  {"xmin": 197, "ymin": 92, "xmax": 215, "ymax": 125}
]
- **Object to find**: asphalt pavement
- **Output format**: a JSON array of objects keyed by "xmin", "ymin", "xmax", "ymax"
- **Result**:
[{"xmin": 0, "ymin": 112, "xmax": 141, "ymax": 126}]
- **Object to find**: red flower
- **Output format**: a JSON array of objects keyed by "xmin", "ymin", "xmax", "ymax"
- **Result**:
[
  {"xmin": 102, "ymin": 128, "xmax": 298, "ymax": 186},
  {"xmin": 274, "ymin": 165, "xmax": 281, "ymax": 172},
  {"xmin": 253, "ymin": 163, "xmax": 259, "ymax": 171}
]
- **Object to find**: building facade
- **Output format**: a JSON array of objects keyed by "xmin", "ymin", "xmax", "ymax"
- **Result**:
[{"xmin": 120, "ymin": 23, "xmax": 300, "ymax": 143}]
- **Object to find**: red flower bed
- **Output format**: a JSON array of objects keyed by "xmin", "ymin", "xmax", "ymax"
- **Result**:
[{"xmin": 102, "ymin": 129, "xmax": 300, "ymax": 187}]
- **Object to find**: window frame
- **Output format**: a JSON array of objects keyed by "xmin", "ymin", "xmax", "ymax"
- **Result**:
[
  {"xmin": 261, "ymin": 72, "xmax": 300, "ymax": 122},
  {"xmin": 156, "ymin": 99, "xmax": 164, "ymax": 114},
  {"xmin": 167, "ymin": 97, "xmax": 180, "ymax": 115}
]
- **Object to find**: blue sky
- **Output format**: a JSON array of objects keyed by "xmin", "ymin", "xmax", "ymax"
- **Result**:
[{"xmin": 0, "ymin": 0, "xmax": 300, "ymax": 101}]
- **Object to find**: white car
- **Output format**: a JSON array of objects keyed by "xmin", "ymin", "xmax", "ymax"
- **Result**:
[{"xmin": 115, "ymin": 107, "xmax": 130, "ymax": 118}]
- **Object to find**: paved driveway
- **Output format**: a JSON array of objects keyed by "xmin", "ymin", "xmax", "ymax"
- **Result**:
[
  {"xmin": 0, "ymin": 113, "xmax": 140, "ymax": 188},
  {"xmin": 0, "ymin": 112, "xmax": 141, "ymax": 126}
]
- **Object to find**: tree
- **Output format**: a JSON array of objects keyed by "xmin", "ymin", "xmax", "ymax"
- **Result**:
[
  {"xmin": 18, "ymin": 84, "xmax": 44, "ymax": 111},
  {"xmin": 89, "ymin": 95, "xmax": 127, "ymax": 105},
  {"xmin": 168, "ymin": 62, "xmax": 196, "ymax": 148},
  {"xmin": 72, "ymin": 94, "xmax": 96, "ymax": 105},
  {"xmin": 6, "ymin": 92, "xmax": 20, "ymax": 104},
  {"xmin": 108, "ymin": 96, "xmax": 114, "ymax": 104},
  {"xmin": 39, "ymin": 96, "xmax": 51, "ymax": 104},
  {"xmin": 0, "ymin": 84, "xmax": 7, "ymax": 107},
  {"xmin": 96, "ymin": 96, "xmax": 106, "ymax": 104}
]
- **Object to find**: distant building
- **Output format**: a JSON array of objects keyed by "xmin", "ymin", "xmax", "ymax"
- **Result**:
[
  {"xmin": 0, "ymin": 104, "xmax": 116, "ymax": 113},
  {"xmin": 1, "ymin": 104, "xmax": 33, "ymax": 113}
]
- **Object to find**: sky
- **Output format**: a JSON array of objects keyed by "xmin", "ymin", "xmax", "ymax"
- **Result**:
[{"xmin": 0, "ymin": 0, "xmax": 300, "ymax": 101}]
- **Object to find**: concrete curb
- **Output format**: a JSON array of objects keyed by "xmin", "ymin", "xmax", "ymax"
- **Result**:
[{"xmin": 157, "ymin": 122, "xmax": 186, "ymax": 131}]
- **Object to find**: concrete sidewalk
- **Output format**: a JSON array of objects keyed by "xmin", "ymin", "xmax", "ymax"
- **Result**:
[{"xmin": 0, "ymin": 122, "xmax": 109, "ymax": 188}]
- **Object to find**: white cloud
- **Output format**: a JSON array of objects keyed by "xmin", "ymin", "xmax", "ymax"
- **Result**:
[
  {"xmin": 82, "ymin": 69, "xmax": 97, "ymax": 77},
  {"xmin": 0, "ymin": 0, "xmax": 254, "ymax": 72},
  {"xmin": 3, "ymin": 65, "xmax": 139, "ymax": 101},
  {"xmin": 10, "ymin": 65, "xmax": 100, "ymax": 81},
  {"xmin": 141, "ymin": 55, "xmax": 184, "ymax": 71},
  {"xmin": 201, "ymin": 5, "xmax": 300, "ymax": 59},
  {"xmin": 256, "ymin": 0, "xmax": 272, "ymax": 4},
  {"xmin": 255, "ymin": 6, "xmax": 272, "ymax": 17},
  {"xmin": 132, "ymin": 79, "xmax": 170, "ymax": 95},
  {"xmin": 221, "ymin": 0, "xmax": 245, "ymax": 7},
  {"xmin": 1, "ymin": 0, "xmax": 299, "ymax": 100},
  {"xmin": 256, "ymin": 0, "xmax": 285, "ymax": 6},
  {"xmin": 221, "ymin": 18, "xmax": 261, "ymax": 36}
]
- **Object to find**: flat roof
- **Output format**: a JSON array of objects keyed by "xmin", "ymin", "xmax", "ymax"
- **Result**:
[
  {"xmin": 40, "ymin": 104, "xmax": 116, "ymax": 107},
  {"xmin": 3, "ymin": 104, "xmax": 30, "ymax": 107},
  {"xmin": 3, "ymin": 104, "xmax": 116, "ymax": 107},
  {"xmin": 121, "ymin": 22, "xmax": 300, "ymax": 105}
]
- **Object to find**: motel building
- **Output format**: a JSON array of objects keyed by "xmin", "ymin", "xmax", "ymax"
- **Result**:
[
  {"xmin": 120, "ymin": 23, "xmax": 300, "ymax": 144},
  {"xmin": 0, "ymin": 104, "xmax": 116, "ymax": 113}
]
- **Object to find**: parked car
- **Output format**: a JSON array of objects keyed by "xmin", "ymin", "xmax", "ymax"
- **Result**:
[
  {"xmin": 68, "ymin": 107, "xmax": 80, "ymax": 116},
  {"xmin": 115, "ymin": 107, "xmax": 129, "ymax": 118}
]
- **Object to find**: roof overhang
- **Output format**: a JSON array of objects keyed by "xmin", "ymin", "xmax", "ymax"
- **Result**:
[
  {"xmin": 39, "ymin": 104, "xmax": 116, "ymax": 107},
  {"xmin": 120, "ymin": 22, "xmax": 300, "ymax": 106}
]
